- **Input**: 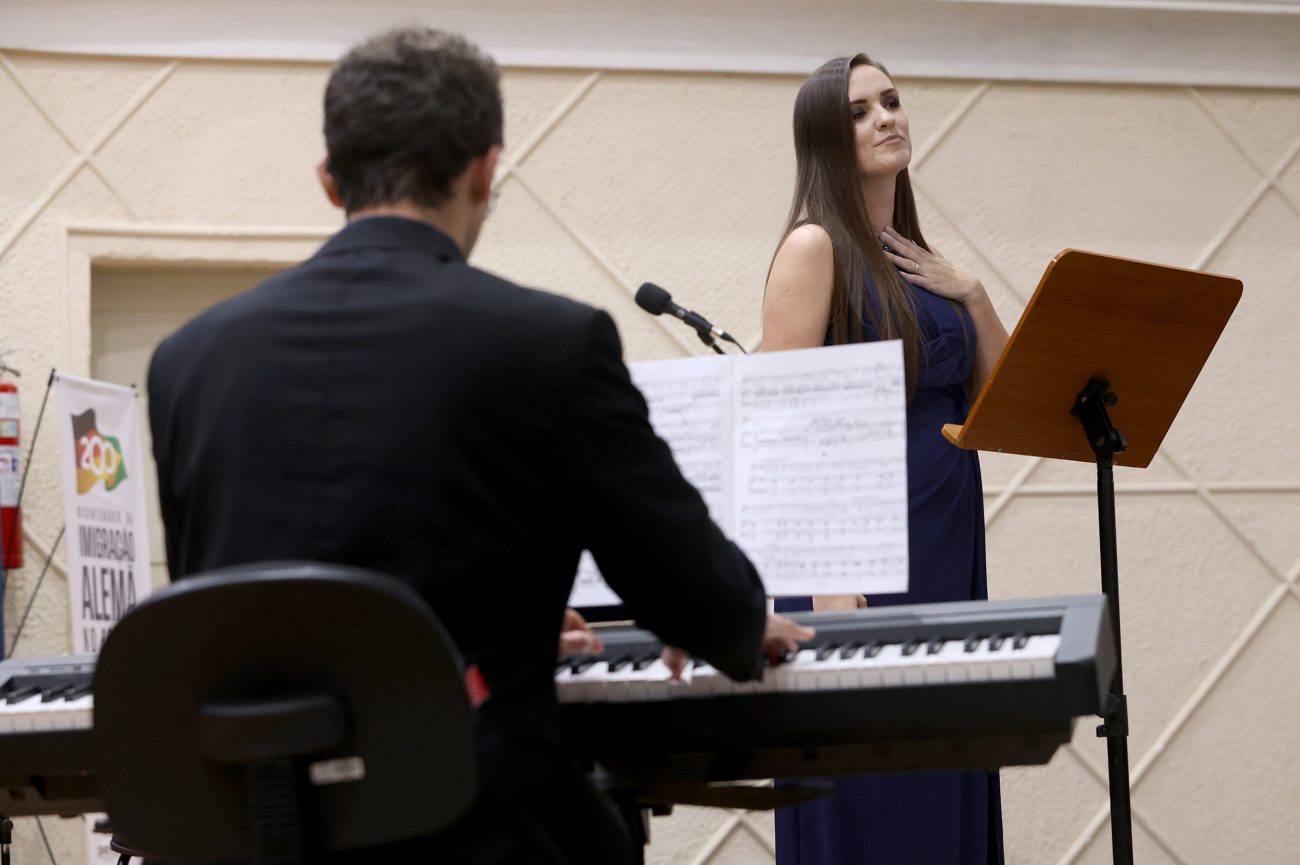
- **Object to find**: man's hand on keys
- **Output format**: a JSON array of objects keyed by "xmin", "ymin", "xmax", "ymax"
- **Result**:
[
  {"xmin": 660, "ymin": 613, "xmax": 815, "ymax": 680},
  {"xmin": 558, "ymin": 607, "xmax": 604, "ymax": 659}
]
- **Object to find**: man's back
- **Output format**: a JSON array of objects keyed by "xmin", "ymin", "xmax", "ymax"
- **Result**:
[{"xmin": 148, "ymin": 215, "xmax": 768, "ymax": 863}]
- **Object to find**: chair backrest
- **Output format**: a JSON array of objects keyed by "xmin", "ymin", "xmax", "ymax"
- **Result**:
[{"xmin": 93, "ymin": 561, "xmax": 476, "ymax": 863}]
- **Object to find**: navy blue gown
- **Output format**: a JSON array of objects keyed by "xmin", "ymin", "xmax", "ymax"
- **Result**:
[{"xmin": 774, "ymin": 275, "xmax": 1005, "ymax": 865}]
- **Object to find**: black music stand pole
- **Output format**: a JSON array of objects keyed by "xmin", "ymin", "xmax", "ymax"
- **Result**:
[
  {"xmin": 1072, "ymin": 378, "xmax": 1133, "ymax": 864},
  {"xmin": 940, "ymin": 249, "xmax": 1242, "ymax": 865}
]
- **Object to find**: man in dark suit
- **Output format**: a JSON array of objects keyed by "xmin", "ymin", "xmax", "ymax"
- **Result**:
[{"xmin": 147, "ymin": 26, "xmax": 811, "ymax": 865}]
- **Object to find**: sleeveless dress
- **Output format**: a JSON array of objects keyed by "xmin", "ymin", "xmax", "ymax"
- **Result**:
[{"xmin": 773, "ymin": 274, "xmax": 1005, "ymax": 865}]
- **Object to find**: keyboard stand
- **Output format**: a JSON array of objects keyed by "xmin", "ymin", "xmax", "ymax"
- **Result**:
[
  {"xmin": 624, "ymin": 782, "xmax": 828, "ymax": 811},
  {"xmin": 943, "ymin": 249, "xmax": 1241, "ymax": 865},
  {"xmin": 613, "ymin": 783, "xmax": 829, "ymax": 865}
]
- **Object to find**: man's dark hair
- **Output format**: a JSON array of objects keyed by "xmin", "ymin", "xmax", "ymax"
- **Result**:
[{"xmin": 324, "ymin": 28, "xmax": 504, "ymax": 212}]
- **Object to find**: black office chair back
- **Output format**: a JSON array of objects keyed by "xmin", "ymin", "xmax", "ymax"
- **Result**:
[{"xmin": 93, "ymin": 562, "xmax": 476, "ymax": 864}]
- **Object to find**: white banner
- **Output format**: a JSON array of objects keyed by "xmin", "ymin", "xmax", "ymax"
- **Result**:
[{"xmin": 55, "ymin": 373, "xmax": 153, "ymax": 655}]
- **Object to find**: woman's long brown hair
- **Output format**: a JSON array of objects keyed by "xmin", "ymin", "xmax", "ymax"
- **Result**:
[{"xmin": 774, "ymin": 54, "xmax": 929, "ymax": 392}]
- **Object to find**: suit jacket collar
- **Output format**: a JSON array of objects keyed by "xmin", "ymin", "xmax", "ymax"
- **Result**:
[{"xmin": 315, "ymin": 216, "xmax": 466, "ymax": 263}]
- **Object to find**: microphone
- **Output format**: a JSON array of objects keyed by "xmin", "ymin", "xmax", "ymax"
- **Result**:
[{"xmin": 634, "ymin": 283, "xmax": 745, "ymax": 353}]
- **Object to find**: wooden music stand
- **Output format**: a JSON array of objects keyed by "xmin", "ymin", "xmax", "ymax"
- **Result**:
[{"xmin": 943, "ymin": 249, "xmax": 1242, "ymax": 865}]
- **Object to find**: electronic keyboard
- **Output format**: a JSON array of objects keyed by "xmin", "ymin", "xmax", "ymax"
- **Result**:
[
  {"xmin": 0, "ymin": 654, "xmax": 98, "ymax": 815},
  {"xmin": 0, "ymin": 595, "xmax": 1114, "ymax": 816},
  {"xmin": 558, "ymin": 594, "xmax": 1115, "ymax": 786}
]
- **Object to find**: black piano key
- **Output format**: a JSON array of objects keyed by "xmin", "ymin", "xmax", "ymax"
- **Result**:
[
  {"xmin": 863, "ymin": 640, "xmax": 883, "ymax": 658},
  {"xmin": 926, "ymin": 638, "xmax": 945, "ymax": 655},
  {"xmin": 988, "ymin": 634, "xmax": 1007, "ymax": 651},
  {"xmin": 1012, "ymin": 632, "xmax": 1029, "ymax": 650},
  {"xmin": 569, "ymin": 656, "xmax": 598, "ymax": 675},
  {"xmin": 815, "ymin": 643, "xmax": 840, "ymax": 662},
  {"xmin": 608, "ymin": 655, "xmax": 633, "ymax": 673},
  {"xmin": 963, "ymin": 634, "xmax": 982, "ymax": 653},
  {"xmin": 901, "ymin": 639, "xmax": 923, "ymax": 657},
  {"xmin": 691, "ymin": 658, "xmax": 712, "ymax": 670},
  {"xmin": 839, "ymin": 642, "xmax": 863, "ymax": 660},
  {"xmin": 41, "ymin": 684, "xmax": 75, "ymax": 702},
  {"xmin": 632, "ymin": 653, "xmax": 658, "ymax": 671},
  {"xmin": 4, "ymin": 685, "xmax": 40, "ymax": 704},
  {"xmin": 63, "ymin": 683, "xmax": 93, "ymax": 700}
]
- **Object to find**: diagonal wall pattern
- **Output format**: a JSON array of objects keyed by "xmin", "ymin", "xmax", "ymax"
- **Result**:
[{"xmin": 0, "ymin": 50, "xmax": 1296, "ymax": 865}]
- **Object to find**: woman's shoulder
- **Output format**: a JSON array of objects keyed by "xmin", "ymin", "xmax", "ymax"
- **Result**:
[
  {"xmin": 767, "ymin": 222, "xmax": 836, "ymax": 313},
  {"xmin": 774, "ymin": 222, "xmax": 833, "ymax": 267},
  {"xmin": 783, "ymin": 222, "xmax": 832, "ymax": 251}
]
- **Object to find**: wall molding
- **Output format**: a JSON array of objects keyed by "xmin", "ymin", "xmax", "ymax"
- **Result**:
[
  {"xmin": 61, "ymin": 223, "xmax": 330, "ymax": 376},
  {"xmin": 3, "ymin": 0, "xmax": 1300, "ymax": 88}
]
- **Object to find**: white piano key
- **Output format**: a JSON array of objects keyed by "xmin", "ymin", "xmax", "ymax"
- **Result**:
[
  {"xmin": 709, "ymin": 673, "xmax": 739, "ymax": 696},
  {"xmin": 608, "ymin": 657, "xmax": 669, "ymax": 701},
  {"xmin": 553, "ymin": 666, "xmax": 578, "ymax": 703},
  {"xmin": 1023, "ymin": 635, "xmax": 1060, "ymax": 678},
  {"xmin": 686, "ymin": 662, "xmax": 725, "ymax": 697},
  {"xmin": 811, "ymin": 648, "xmax": 858, "ymax": 690},
  {"xmin": 41, "ymin": 696, "xmax": 79, "ymax": 731},
  {"xmin": 964, "ymin": 638, "xmax": 995, "ymax": 682},
  {"xmin": 50, "ymin": 695, "xmax": 80, "ymax": 730},
  {"xmin": 934, "ymin": 640, "xmax": 972, "ymax": 684},
  {"xmin": 986, "ymin": 640, "xmax": 1016, "ymax": 680},
  {"xmin": 68, "ymin": 695, "xmax": 95, "ymax": 730},
  {"xmin": 857, "ymin": 661, "xmax": 884, "ymax": 688},
  {"xmin": 769, "ymin": 649, "xmax": 820, "ymax": 692},
  {"xmin": 896, "ymin": 644, "xmax": 932, "ymax": 686},
  {"xmin": 10, "ymin": 697, "xmax": 39, "ymax": 732},
  {"xmin": 631, "ymin": 659, "xmax": 674, "ymax": 701},
  {"xmin": 567, "ymin": 660, "xmax": 613, "ymax": 702},
  {"xmin": 920, "ymin": 642, "xmax": 960, "ymax": 685},
  {"xmin": 834, "ymin": 647, "xmax": 868, "ymax": 689},
  {"xmin": 875, "ymin": 644, "xmax": 906, "ymax": 687},
  {"xmin": 1007, "ymin": 641, "xmax": 1038, "ymax": 680}
]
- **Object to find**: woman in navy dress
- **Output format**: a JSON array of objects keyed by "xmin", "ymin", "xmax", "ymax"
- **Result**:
[{"xmin": 762, "ymin": 55, "xmax": 1011, "ymax": 865}]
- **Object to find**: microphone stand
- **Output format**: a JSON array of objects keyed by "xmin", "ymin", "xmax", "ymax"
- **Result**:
[
  {"xmin": 690, "ymin": 323, "xmax": 746, "ymax": 355},
  {"xmin": 696, "ymin": 330, "xmax": 725, "ymax": 355}
]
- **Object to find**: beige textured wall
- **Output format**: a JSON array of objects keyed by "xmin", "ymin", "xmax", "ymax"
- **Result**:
[{"xmin": 1, "ymin": 49, "xmax": 1297, "ymax": 865}]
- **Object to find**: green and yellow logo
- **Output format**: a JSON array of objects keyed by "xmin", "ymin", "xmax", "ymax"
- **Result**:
[{"xmin": 72, "ymin": 409, "xmax": 127, "ymax": 494}]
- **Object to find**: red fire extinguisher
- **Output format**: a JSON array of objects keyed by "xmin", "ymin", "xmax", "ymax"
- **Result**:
[{"xmin": 0, "ymin": 373, "xmax": 21, "ymax": 570}]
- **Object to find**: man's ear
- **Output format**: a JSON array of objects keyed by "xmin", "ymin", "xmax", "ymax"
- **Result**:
[
  {"xmin": 316, "ymin": 159, "xmax": 344, "ymax": 209},
  {"xmin": 471, "ymin": 145, "xmax": 502, "ymax": 206}
]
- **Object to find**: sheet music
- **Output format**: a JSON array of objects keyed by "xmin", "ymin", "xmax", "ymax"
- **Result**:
[
  {"xmin": 571, "ymin": 551, "xmax": 622, "ymax": 607},
  {"xmin": 628, "ymin": 355, "xmax": 733, "ymax": 524},
  {"xmin": 568, "ymin": 356, "xmax": 732, "ymax": 608},
  {"xmin": 568, "ymin": 341, "xmax": 908, "ymax": 607},
  {"xmin": 733, "ymin": 341, "xmax": 908, "ymax": 595}
]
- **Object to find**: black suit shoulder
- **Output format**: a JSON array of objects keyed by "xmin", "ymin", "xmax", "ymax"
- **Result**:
[
  {"xmin": 149, "ymin": 251, "xmax": 612, "ymax": 398},
  {"xmin": 432, "ymin": 262, "xmax": 605, "ymax": 331},
  {"xmin": 148, "ymin": 264, "xmax": 303, "ymax": 381}
]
